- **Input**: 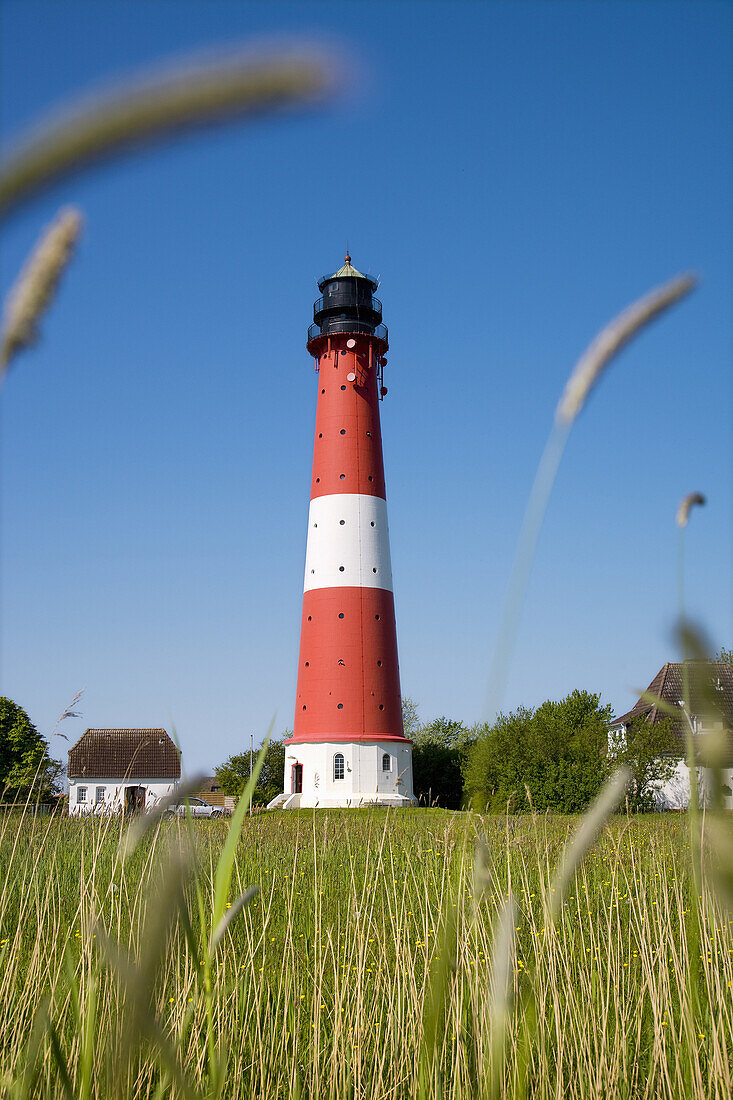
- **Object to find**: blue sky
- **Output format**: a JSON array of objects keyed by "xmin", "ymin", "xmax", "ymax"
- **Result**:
[{"xmin": 1, "ymin": 0, "xmax": 731, "ymax": 776}]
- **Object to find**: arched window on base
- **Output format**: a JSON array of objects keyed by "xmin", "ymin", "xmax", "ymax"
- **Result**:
[
  {"xmin": 334, "ymin": 753, "xmax": 345, "ymax": 780},
  {"xmin": 382, "ymin": 752, "xmax": 391, "ymax": 772}
]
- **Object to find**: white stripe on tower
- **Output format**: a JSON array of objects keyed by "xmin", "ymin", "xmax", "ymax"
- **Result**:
[{"xmin": 303, "ymin": 493, "xmax": 393, "ymax": 593}]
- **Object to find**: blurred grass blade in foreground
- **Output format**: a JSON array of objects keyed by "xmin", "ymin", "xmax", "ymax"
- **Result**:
[
  {"xmin": 119, "ymin": 772, "xmax": 206, "ymax": 859},
  {"xmin": 549, "ymin": 767, "xmax": 630, "ymax": 919},
  {"xmin": 488, "ymin": 894, "xmax": 516, "ymax": 1099},
  {"xmin": 672, "ymin": 619, "xmax": 733, "ymax": 908},
  {"xmin": 419, "ymin": 893, "xmax": 458, "ymax": 1100},
  {"xmin": 0, "ymin": 207, "xmax": 82, "ymax": 383},
  {"xmin": 96, "ymin": 846, "xmax": 200, "ymax": 1099},
  {"xmin": 486, "ymin": 273, "xmax": 697, "ymax": 718},
  {"xmin": 0, "ymin": 46, "xmax": 338, "ymax": 219},
  {"xmin": 211, "ymin": 723, "xmax": 272, "ymax": 939}
]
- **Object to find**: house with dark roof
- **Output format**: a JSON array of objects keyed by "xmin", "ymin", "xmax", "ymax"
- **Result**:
[
  {"xmin": 610, "ymin": 662, "xmax": 733, "ymax": 809},
  {"xmin": 67, "ymin": 729, "xmax": 181, "ymax": 815}
]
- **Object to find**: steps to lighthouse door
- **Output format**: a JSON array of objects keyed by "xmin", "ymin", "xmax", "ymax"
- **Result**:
[{"xmin": 266, "ymin": 792, "xmax": 288, "ymax": 810}]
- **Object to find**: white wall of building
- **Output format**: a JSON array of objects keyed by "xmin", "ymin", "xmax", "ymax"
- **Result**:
[
  {"xmin": 608, "ymin": 721, "xmax": 733, "ymax": 811},
  {"xmin": 68, "ymin": 777, "xmax": 178, "ymax": 815},
  {"xmin": 283, "ymin": 741, "xmax": 415, "ymax": 808},
  {"xmin": 653, "ymin": 759, "xmax": 692, "ymax": 810},
  {"xmin": 653, "ymin": 761, "xmax": 733, "ymax": 810}
]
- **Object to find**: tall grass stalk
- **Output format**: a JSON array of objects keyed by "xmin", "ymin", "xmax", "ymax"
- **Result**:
[{"xmin": 486, "ymin": 274, "xmax": 697, "ymax": 717}]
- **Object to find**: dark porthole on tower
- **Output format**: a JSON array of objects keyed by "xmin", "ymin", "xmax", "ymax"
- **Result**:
[
  {"xmin": 339, "ymin": 520, "xmax": 345, "ymax": 525},
  {"xmin": 340, "ymin": 385, "xmax": 346, "ymax": 390},
  {"xmin": 375, "ymin": 614, "xmax": 380, "ymax": 621},
  {"xmin": 337, "ymin": 703, "xmax": 344, "ymax": 710},
  {"xmin": 340, "ymin": 429, "xmax": 346, "ymax": 435},
  {"xmin": 370, "ymin": 521, "xmax": 375, "ymax": 527},
  {"xmin": 339, "ymin": 566, "xmax": 345, "ymax": 572},
  {"xmin": 379, "ymin": 705, "xmax": 384, "ymax": 711},
  {"xmin": 338, "ymin": 613, "xmax": 344, "ymax": 619},
  {"xmin": 377, "ymin": 660, "xmax": 382, "ymax": 667}
]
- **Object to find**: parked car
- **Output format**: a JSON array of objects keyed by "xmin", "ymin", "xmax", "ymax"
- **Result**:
[{"xmin": 166, "ymin": 797, "xmax": 223, "ymax": 818}]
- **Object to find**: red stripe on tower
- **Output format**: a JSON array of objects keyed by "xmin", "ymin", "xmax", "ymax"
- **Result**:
[{"xmin": 279, "ymin": 255, "xmax": 415, "ymax": 808}]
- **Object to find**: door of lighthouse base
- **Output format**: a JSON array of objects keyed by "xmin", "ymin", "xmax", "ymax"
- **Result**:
[{"xmin": 292, "ymin": 764, "xmax": 303, "ymax": 794}]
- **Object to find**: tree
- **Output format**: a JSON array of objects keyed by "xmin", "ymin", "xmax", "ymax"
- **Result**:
[
  {"xmin": 401, "ymin": 696, "xmax": 421, "ymax": 739},
  {"xmin": 411, "ymin": 719, "xmax": 470, "ymax": 809},
  {"xmin": 712, "ymin": 647, "xmax": 733, "ymax": 664},
  {"xmin": 215, "ymin": 739, "xmax": 286, "ymax": 806},
  {"xmin": 463, "ymin": 690, "xmax": 611, "ymax": 813},
  {"xmin": 607, "ymin": 715, "xmax": 679, "ymax": 812},
  {"xmin": 401, "ymin": 699, "xmax": 472, "ymax": 809},
  {"xmin": 0, "ymin": 697, "xmax": 62, "ymax": 802}
]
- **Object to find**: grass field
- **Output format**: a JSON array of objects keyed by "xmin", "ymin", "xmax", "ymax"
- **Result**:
[{"xmin": 0, "ymin": 806, "xmax": 731, "ymax": 1099}]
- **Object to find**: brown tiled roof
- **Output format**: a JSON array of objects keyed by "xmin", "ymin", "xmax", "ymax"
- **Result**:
[
  {"xmin": 615, "ymin": 663, "xmax": 733, "ymax": 756},
  {"xmin": 68, "ymin": 729, "xmax": 181, "ymax": 779}
]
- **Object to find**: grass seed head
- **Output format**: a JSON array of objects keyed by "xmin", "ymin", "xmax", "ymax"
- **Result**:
[
  {"xmin": 555, "ymin": 273, "xmax": 697, "ymax": 427},
  {"xmin": 0, "ymin": 206, "xmax": 82, "ymax": 376},
  {"xmin": 676, "ymin": 491, "xmax": 706, "ymax": 528}
]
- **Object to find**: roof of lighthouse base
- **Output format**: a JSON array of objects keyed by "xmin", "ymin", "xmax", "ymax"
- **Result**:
[{"xmin": 284, "ymin": 732, "xmax": 412, "ymax": 745}]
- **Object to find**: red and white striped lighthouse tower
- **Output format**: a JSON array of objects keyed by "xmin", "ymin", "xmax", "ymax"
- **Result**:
[{"xmin": 280, "ymin": 256, "xmax": 415, "ymax": 808}]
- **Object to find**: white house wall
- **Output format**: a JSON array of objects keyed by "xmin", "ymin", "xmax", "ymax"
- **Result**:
[
  {"xmin": 652, "ymin": 761, "xmax": 733, "ymax": 811},
  {"xmin": 284, "ymin": 741, "xmax": 415, "ymax": 808},
  {"xmin": 68, "ymin": 777, "xmax": 179, "ymax": 815},
  {"xmin": 653, "ymin": 760, "xmax": 692, "ymax": 810}
]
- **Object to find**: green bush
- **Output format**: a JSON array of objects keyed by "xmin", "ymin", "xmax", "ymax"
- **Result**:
[
  {"xmin": 411, "ymin": 717, "xmax": 472, "ymax": 809},
  {"xmin": 464, "ymin": 690, "xmax": 611, "ymax": 812}
]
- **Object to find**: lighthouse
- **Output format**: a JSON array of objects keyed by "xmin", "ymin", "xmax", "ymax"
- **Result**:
[{"xmin": 279, "ymin": 255, "xmax": 415, "ymax": 809}]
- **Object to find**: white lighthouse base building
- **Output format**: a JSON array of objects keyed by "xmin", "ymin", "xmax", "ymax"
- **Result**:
[{"xmin": 269, "ymin": 740, "xmax": 415, "ymax": 809}]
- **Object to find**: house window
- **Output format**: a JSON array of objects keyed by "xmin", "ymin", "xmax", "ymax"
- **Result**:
[
  {"xmin": 382, "ymin": 753, "xmax": 391, "ymax": 772},
  {"xmin": 95, "ymin": 786, "xmax": 106, "ymax": 804},
  {"xmin": 333, "ymin": 753, "xmax": 345, "ymax": 780},
  {"xmin": 77, "ymin": 787, "xmax": 87, "ymax": 803}
]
